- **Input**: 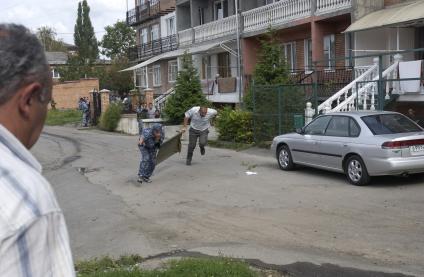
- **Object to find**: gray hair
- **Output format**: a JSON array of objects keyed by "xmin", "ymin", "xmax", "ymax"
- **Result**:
[{"xmin": 0, "ymin": 24, "xmax": 50, "ymax": 105}]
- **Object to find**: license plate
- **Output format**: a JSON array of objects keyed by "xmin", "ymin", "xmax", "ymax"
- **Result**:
[{"xmin": 410, "ymin": 145, "xmax": 424, "ymax": 156}]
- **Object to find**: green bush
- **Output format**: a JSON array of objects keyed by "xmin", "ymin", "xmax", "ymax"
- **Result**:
[
  {"xmin": 99, "ymin": 102, "xmax": 123, "ymax": 131},
  {"xmin": 215, "ymin": 107, "xmax": 253, "ymax": 144}
]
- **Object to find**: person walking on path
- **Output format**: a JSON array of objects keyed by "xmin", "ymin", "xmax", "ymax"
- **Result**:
[
  {"xmin": 0, "ymin": 23, "xmax": 75, "ymax": 276},
  {"xmin": 181, "ymin": 106, "xmax": 217, "ymax": 165},
  {"xmin": 138, "ymin": 124, "xmax": 164, "ymax": 183}
]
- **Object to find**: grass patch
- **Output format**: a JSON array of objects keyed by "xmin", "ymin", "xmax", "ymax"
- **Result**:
[
  {"xmin": 208, "ymin": 140, "xmax": 254, "ymax": 151},
  {"xmin": 76, "ymin": 256, "xmax": 258, "ymax": 277},
  {"xmin": 46, "ymin": 109, "xmax": 82, "ymax": 126}
]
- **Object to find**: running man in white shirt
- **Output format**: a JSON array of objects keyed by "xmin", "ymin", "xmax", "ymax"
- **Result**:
[
  {"xmin": 181, "ymin": 106, "xmax": 218, "ymax": 165},
  {"xmin": 0, "ymin": 24, "xmax": 75, "ymax": 276}
]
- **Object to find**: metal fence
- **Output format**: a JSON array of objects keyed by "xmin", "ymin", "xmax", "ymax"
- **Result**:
[
  {"xmin": 251, "ymin": 84, "xmax": 315, "ymax": 143},
  {"xmin": 250, "ymin": 48, "xmax": 424, "ymax": 143}
]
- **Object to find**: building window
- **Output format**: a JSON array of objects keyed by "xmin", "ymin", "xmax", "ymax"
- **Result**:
[
  {"xmin": 217, "ymin": 52, "xmax": 231, "ymax": 78},
  {"xmin": 166, "ymin": 16, "xmax": 176, "ymax": 36},
  {"xmin": 199, "ymin": 8, "xmax": 205, "ymax": 25},
  {"xmin": 140, "ymin": 28, "xmax": 148, "ymax": 45},
  {"xmin": 136, "ymin": 67, "xmax": 147, "ymax": 88},
  {"xmin": 201, "ymin": 56, "xmax": 212, "ymax": 80},
  {"xmin": 168, "ymin": 60, "xmax": 178, "ymax": 82},
  {"xmin": 151, "ymin": 24, "xmax": 159, "ymax": 42},
  {"xmin": 51, "ymin": 68, "xmax": 60, "ymax": 79},
  {"xmin": 282, "ymin": 42, "xmax": 296, "ymax": 72},
  {"xmin": 153, "ymin": 65, "xmax": 161, "ymax": 86},
  {"xmin": 324, "ymin": 34, "xmax": 335, "ymax": 69},
  {"xmin": 214, "ymin": 0, "xmax": 228, "ymax": 20},
  {"xmin": 304, "ymin": 38, "xmax": 312, "ymax": 71}
]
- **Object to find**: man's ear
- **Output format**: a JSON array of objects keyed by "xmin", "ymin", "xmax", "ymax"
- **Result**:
[{"xmin": 17, "ymin": 82, "xmax": 42, "ymax": 119}]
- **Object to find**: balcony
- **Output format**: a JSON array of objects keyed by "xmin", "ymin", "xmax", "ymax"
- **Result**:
[
  {"xmin": 178, "ymin": 15, "xmax": 238, "ymax": 47},
  {"xmin": 177, "ymin": 0, "xmax": 352, "ymax": 46},
  {"xmin": 126, "ymin": 0, "xmax": 175, "ymax": 26},
  {"xmin": 129, "ymin": 35, "xmax": 178, "ymax": 61},
  {"xmin": 316, "ymin": 0, "xmax": 352, "ymax": 15}
]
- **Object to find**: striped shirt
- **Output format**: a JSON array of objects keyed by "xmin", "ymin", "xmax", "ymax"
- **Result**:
[{"xmin": 0, "ymin": 125, "xmax": 75, "ymax": 277}]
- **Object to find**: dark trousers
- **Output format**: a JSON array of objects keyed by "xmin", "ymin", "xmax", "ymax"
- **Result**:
[
  {"xmin": 187, "ymin": 128, "xmax": 208, "ymax": 160},
  {"xmin": 138, "ymin": 146, "xmax": 157, "ymax": 178}
]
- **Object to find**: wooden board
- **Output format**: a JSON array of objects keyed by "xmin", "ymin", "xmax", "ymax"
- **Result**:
[{"xmin": 156, "ymin": 132, "xmax": 182, "ymax": 165}]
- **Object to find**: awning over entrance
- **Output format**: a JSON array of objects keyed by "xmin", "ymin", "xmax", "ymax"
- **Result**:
[
  {"xmin": 121, "ymin": 41, "xmax": 224, "ymax": 72},
  {"xmin": 344, "ymin": 1, "xmax": 424, "ymax": 33}
]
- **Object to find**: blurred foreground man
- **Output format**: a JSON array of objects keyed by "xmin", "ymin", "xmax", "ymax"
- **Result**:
[
  {"xmin": 182, "ymin": 106, "xmax": 217, "ymax": 165},
  {"xmin": 0, "ymin": 24, "xmax": 75, "ymax": 276}
]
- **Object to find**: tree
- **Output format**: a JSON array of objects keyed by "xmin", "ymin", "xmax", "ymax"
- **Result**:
[
  {"xmin": 36, "ymin": 26, "xmax": 66, "ymax": 52},
  {"xmin": 57, "ymin": 56, "xmax": 134, "ymax": 94},
  {"xmin": 163, "ymin": 52, "xmax": 209, "ymax": 124},
  {"xmin": 100, "ymin": 21, "xmax": 136, "ymax": 60},
  {"xmin": 253, "ymin": 28, "xmax": 290, "ymax": 85},
  {"xmin": 74, "ymin": 0, "xmax": 98, "ymax": 62},
  {"xmin": 93, "ymin": 57, "xmax": 134, "ymax": 93},
  {"xmin": 244, "ymin": 28, "xmax": 291, "ymax": 111}
]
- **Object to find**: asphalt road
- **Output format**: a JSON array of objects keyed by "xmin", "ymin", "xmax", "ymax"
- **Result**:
[{"xmin": 31, "ymin": 126, "xmax": 424, "ymax": 276}]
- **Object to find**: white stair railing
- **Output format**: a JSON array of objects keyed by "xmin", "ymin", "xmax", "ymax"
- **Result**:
[
  {"xmin": 318, "ymin": 58, "xmax": 379, "ymax": 114},
  {"xmin": 332, "ymin": 55, "xmax": 402, "ymax": 112},
  {"xmin": 154, "ymin": 87, "xmax": 175, "ymax": 111}
]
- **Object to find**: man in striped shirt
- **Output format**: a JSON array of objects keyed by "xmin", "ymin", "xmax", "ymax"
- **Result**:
[{"xmin": 0, "ymin": 24, "xmax": 75, "ymax": 276}]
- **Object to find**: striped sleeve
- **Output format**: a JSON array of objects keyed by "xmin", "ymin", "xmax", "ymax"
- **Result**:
[{"xmin": 0, "ymin": 213, "xmax": 75, "ymax": 277}]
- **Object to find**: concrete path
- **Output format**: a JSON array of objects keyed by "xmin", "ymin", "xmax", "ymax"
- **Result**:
[{"xmin": 31, "ymin": 126, "xmax": 424, "ymax": 276}]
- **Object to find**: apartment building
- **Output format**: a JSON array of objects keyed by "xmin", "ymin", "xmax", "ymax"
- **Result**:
[
  {"xmin": 126, "ymin": 0, "xmax": 178, "ymax": 98},
  {"xmin": 125, "ymin": 0, "xmax": 423, "ymax": 108}
]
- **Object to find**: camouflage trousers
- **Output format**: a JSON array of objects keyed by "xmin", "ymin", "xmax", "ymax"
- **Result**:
[{"xmin": 138, "ymin": 146, "xmax": 157, "ymax": 178}]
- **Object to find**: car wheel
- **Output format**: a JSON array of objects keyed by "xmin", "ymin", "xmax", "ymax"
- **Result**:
[
  {"xmin": 277, "ymin": 145, "xmax": 295, "ymax": 171},
  {"xmin": 345, "ymin": 155, "xmax": 370, "ymax": 186}
]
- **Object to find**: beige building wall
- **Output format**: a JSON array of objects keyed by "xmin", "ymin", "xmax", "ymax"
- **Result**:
[{"xmin": 51, "ymin": 79, "xmax": 99, "ymax": 110}]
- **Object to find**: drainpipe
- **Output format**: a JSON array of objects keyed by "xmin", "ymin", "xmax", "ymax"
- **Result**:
[{"xmin": 235, "ymin": 0, "xmax": 243, "ymax": 107}]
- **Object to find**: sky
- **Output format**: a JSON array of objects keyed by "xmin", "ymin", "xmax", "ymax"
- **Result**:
[{"xmin": 0, "ymin": 0, "xmax": 130, "ymax": 45}]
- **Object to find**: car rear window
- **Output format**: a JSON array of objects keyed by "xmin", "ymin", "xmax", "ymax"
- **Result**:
[{"xmin": 362, "ymin": 114, "xmax": 422, "ymax": 135}]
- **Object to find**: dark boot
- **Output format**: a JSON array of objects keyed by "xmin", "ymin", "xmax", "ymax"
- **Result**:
[
  {"xmin": 186, "ymin": 153, "xmax": 192, "ymax": 166},
  {"xmin": 200, "ymin": 146, "xmax": 205, "ymax": 156}
]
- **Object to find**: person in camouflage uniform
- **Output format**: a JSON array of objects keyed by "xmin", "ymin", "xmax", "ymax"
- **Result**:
[{"xmin": 137, "ymin": 123, "xmax": 164, "ymax": 183}]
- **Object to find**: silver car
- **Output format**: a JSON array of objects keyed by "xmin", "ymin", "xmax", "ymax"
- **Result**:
[{"xmin": 270, "ymin": 111, "xmax": 424, "ymax": 185}]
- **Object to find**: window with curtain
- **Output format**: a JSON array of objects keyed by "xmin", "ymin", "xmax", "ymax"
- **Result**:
[
  {"xmin": 153, "ymin": 65, "xmax": 161, "ymax": 86},
  {"xmin": 168, "ymin": 60, "xmax": 178, "ymax": 82},
  {"xmin": 324, "ymin": 34, "xmax": 335, "ymax": 69},
  {"xmin": 282, "ymin": 42, "xmax": 296, "ymax": 72}
]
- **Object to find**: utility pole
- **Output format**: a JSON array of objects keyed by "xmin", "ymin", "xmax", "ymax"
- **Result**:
[{"xmin": 235, "ymin": 0, "xmax": 243, "ymax": 107}]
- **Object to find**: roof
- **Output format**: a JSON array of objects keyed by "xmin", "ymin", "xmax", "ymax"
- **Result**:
[
  {"xmin": 344, "ymin": 0, "xmax": 424, "ymax": 33},
  {"xmin": 121, "ymin": 41, "xmax": 225, "ymax": 72},
  {"xmin": 45, "ymin": 52, "xmax": 68, "ymax": 65}
]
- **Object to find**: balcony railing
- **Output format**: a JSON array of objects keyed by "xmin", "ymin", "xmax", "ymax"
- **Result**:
[
  {"xmin": 178, "ymin": 29, "xmax": 194, "ymax": 47},
  {"xmin": 194, "ymin": 15, "xmax": 238, "ymax": 43},
  {"xmin": 316, "ymin": 0, "xmax": 352, "ymax": 14},
  {"xmin": 243, "ymin": 0, "xmax": 311, "ymax": 33},
  {"xmin": 126, "ymin": 0, "xmax": 175, "ymax": 26},
  {"xmin": 177, "ymin": 0, "xmax": 351, "ymax": 46},
  {"xmin": 129, "ymin": 35, "xmax": 178, "ymax": 61}
]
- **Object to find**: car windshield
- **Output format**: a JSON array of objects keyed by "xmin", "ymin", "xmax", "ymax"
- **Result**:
[{"xmin": 362, "ymin": 114, "xmax": 422, "ymax": 135}]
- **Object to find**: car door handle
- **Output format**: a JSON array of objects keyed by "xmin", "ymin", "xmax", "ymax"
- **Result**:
[{"xmin": 343, "ymin": 144, "xmax": 348, "ymax": 147}]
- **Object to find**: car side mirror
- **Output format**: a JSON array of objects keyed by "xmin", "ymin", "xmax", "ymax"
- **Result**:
[{"xmin": 295, "ymin": 128, "xmax": 304, "ymax": 135}]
